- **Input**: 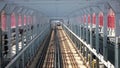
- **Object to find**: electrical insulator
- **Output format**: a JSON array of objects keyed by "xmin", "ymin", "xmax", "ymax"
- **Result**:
[
  {"xmin": 24, "ymin": 15, "xmax": 27, "ymax": 26},
  {"xmin": 108, "ymin": 9, "xmax": 115, "ymax": 29},
  {"xmin": 1, "ymin": 11, "xmax": 6, "ymax": 31},
  {"xmin": 18, "ymin": 15, "xmax": 22, "ymax": 26},
  {"xmin": 11, "ymin": 13, "xmax": 16, "ymax": 28},
  {"xmin": 92, "ymin": 13, "xmax": 96, "ymax": 25},
  {"xmin": 28, "ymin": 16, "xmax": 32, "ymax": 25},
  {"xmin": 84, "ymin": 15, "xmax": 86, "ymax": 23},
  {"xmin": 88, "ymin": 14, "xmax": 90, "ymax": 24},
  {"xmin": 99, "ymin": 12, "xmax": 103, "ymax": 27}
]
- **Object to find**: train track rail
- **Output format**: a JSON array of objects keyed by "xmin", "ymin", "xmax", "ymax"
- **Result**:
[
  {"xmin": 41, "ymin": 26, "xmax": 87, "ymax": 68},
  {"xmin": 42, "ymin": 30, "xmax": 56, "ymax": 68},
  {"xmin": 57, "ymin": 26, "xmax": 87, "ymax": 68}
]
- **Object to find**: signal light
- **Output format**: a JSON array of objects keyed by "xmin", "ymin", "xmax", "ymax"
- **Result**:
[{"xmin": 88, "ymin": 14, "xmax": 90, "ymax": 24}]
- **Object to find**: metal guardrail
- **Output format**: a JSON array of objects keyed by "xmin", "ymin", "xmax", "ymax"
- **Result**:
[
  {"xmin": 62, "ymin": 24, "xmax": 114, "ymax": 68},
  {"xmin": 5, "ymin": 25, "xmax": 50, "ymax": 68}
]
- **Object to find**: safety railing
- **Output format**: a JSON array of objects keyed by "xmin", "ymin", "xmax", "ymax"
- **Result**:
[
  {"xmin": 62, "ymin": 24, "xmax": 114, "ymax": 68},
  {"xmin": 5, "ymin": 24, "xmax": 51, "ymax": 68}
]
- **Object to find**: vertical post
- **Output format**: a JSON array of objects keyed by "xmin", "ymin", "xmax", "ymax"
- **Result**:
[
  {"xmin": 103, "ymin": 13, "xmax": 108, "ymax": 61},
  {"xmin": 80, "ymin": 25, "xmax": 82, "ymax": 38},
  {"xmin": 15, "ymin": 13, "xmax": 19, "ymax": 68},
  {"xmin": 0, "ymin": 12, "xmax": 2, "ymax": 68},
  {"xmin": 21, "ymin": 14, "xmax": 25, "ymax": 68},
  {"xmin": 31, "ymin": 15, "xmax": 33, "ymax": 40},
  {"xmin": 86, "ymin": 48, "xmax": 88, "ymax": 62},
  {"xmin": 115, "ymin": 14, "xmax": 120, "ymax": 68},
  {"xmin": 86, "ymin": 15, "xmax": 88, "ymax": 44},
  {"xmin": 30, "ymin": 15, "xmax": 33, "ymax": 57},
  {"xmin": 6, "ymin": 13, "xmax": 12, "ymax": 58},
  {"xmin": 86, "ymin": 14, "xmax": 88, "ymax": 62},
  {"xmin": 90, "ymin": 13, "xmax": 93, "ymax": 68},
  {"xmin": 36, "ymin": 14, "xmax": 39, "ymax": 35},
  {"xmin": 115, "ymin": 37, "xmax": 119, "ymax": 68},
  {"xmin": 21, "ymin": 14, "xmax": 24, "ymax": 48},
  {"xmin": 95, "ymin": 13, "xmax": 99, "ymax": 68},
  {"xmin": 38, "ymin": 15, "xmax": 41, "ymax": 34},
  {"xmin": 90, "ymin": 14, "xmax": 93, "ymax": 47},
  {"xmin": 33, "ymin": 15, "xmax": 36, "ymax": 38},
  {"xmin": 83, "ymin": 15, "xmax": 85, "ymax": 41},
  {"xmin": 22, "ymin": 53, "xmax": 25, "ymax": 68},
  {"xmin": 76, "ymin": 25, "xmax": 78, "ymax": 36},
  {"xmin": 77, "ymin": 25, "xmax": 79, "ymax": 36},
  {"xmin": 15, "ymin": 14, "xmax": 19, "ymax": 54},
  {"xmin": 96, "ymin": 13, "xmax": 99, "ymax": 53},
  {"xmin": 78, "ymin": 24, "xmax": 80, "ymax": 37},
  {"xmin": 26, "ymin": 15, "xmax": 29, "ymax": 45}
]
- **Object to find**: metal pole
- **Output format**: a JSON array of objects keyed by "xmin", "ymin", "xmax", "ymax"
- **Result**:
[
  {"xmin": 15, "ymin": 13, "xmax": 19, "ymax": 68},
  {"xmin": 22, "ymin": 53, "xmax": 25, "ymax": 68},
  {"xmin": 115, "ymin": 14, "xmax": 120, "ymax": 68},
  {"xmin": 86, "ymin": 15, "xmax": 88, "ymax": 44},
  {"xmin": 103, "ymin": 13, "xmax": 108, "ymax": 61},
  {"xmin": 21, "ymin": 14, "xmax": 24, "ymax": 48},
  {"xmin": 0, "ymin": 12, "xmax": 2, "ymax": 68},
  {"xmin": 95, "ymin": 14, "xmax": 99, "ymax": 68},
  {"xmin": 95, "ymin": 13, "xmax": 99, "ymax": 53},
  {"xmin": 80, "ymin": 25, "xmax": 82, "ymax": 38},
  {"xmin": 15, "ymin": 14, "xmax": 19, "ymax": 54},
  {"xmin": 86, "ymin": 14, "xmax": 89, "ymax": 62},
  {"xmin": 115, "ymin": 37, "xmax": 119, "ymax": 68},
  {"xmin": 90, "ymin": 13, "xmax": 93, "ymax": 68},
  {"xmin": 6, "ymin": 13, "xmax": 12, "ymax": 58}
]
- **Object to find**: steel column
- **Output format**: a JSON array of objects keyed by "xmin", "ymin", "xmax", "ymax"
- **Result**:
[
  {"xmin": 95, "ymin": 13, "xmax": 99, "ymax": 68},
  {"xmin": 115, "ymin": 37, "xmax": 119, "ymax": 68},
  {"xmin": 95, "ymin": 13, "xmax": 99, "ymax": 53},
  {"xmin": 85, "ymin": 14, "xmax": 89, "ymax": 62},
  {"xmin": 80, "ymin": 25, "xmax": 82, "ymax": 39},
  {"xmin": 21, "ymin": 14, "xmax": 24, "ymax": 48},
  {"xmin": 86, "ymin": 15, "xmax": 89, "ymax": 44},
  {"xmin": 6, "ymin": 13, "xmax": 12, "ymax": 58},
  {"xmin": 15, "ymin": 14, "xmax": 19, "ymax": 54},
  {"xmin": 0, "ymin": 11, "xmax": 2, "ymax": 68},
  {"xmin": 114, "ymin": 14, "xmax": 120, "ymax": 68},
  {"xmin": 103, "ymin": 13, "xmax": 108, "ymax": 61},
  {"xmin": 90, "ymin": 13, "xmax": 93, "ymax": 68}
]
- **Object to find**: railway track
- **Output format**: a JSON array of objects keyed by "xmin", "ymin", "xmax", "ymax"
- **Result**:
[
  {"xmin": 42, "ymin": 26, "xmax": 87, "ymax": 68},
  {"xmin": 57, "ymin": 26, "xmax": 87, "ymax": 68},
  {"xmin": 42, "ymin": 30, "xmax": 56, "ymax": 68}
]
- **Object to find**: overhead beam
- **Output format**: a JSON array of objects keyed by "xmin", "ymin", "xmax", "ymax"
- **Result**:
[{"xmin": 7, "ymin": 0, "xmax": 102, "ymax": 4}]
